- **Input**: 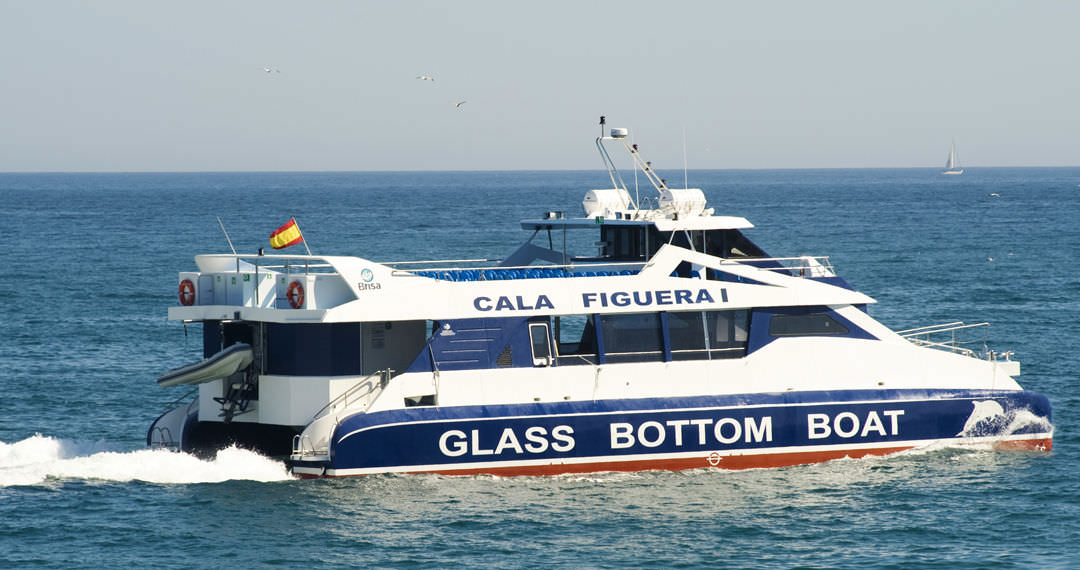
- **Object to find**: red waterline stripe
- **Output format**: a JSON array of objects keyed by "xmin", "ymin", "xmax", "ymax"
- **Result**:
[
  {"xmin": 415, "ymin": 446, "xmax": 917, "ymax": 477},
  {"xmin": 296, "ymin": 437, "xmax": 1053, "ymax": 479}
]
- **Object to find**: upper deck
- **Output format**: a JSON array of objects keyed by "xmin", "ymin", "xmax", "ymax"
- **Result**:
[
  {"xmin": 169, "ymin": 124, "xmax": 876, "ymax": 323},
  {"xmin": 167, "ymin": 243, "xmax": 874, "ymax": 325}
]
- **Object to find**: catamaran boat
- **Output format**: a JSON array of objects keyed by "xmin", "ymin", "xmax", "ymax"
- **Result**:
[{"xmin": 149, "ymin": 121, "xmax": 1051, "ymax": 477}]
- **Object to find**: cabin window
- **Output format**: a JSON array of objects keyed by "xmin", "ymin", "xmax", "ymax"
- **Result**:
[
  {"xmin": 667, "ymin": 311, "xmax": 709, "ymax": 361},
  {"xmin": 601, "ymin": 226, "xmax": 651, "ymax": 260},
  {"xmin": 529, "ymin": 323, "xmax": 553, "ymax": 367},
  {"xmin": 769, "ymin": 313, "xmax": 848, "ymax": 337},
  {"xmin": 706, "ymin": 309, "xmax": 750, "ymax": 358},
  {"xmin": 555, "ymin": 315, "xmax": 598, "ymax": 365},
  {"xmin": 720, "ymin": 229, "xmax": 770, "ymax": 259},
  {"xmin": 667, "ymin": 310, "xmax": 750, "ymax": 360},
  {"xmin": 599, "ymin": 312, "xmax": 664, "ymax": 363},
  {"xmin": 551, "ymin": 310, "xmax": 750, "ymax": 365}
]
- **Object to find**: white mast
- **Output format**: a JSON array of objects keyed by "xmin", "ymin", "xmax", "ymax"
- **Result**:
[{"xmin": 943, "ymin": 141, "xmax": 963, "ymax": 175}]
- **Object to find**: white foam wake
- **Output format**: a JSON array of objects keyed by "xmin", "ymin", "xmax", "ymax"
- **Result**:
[
  {"xmin": 957, "ymin": 400, "xmax": 1054, "ymax": 438},
  {"xmin": 0, "ymin": 435, "xmax": 295, "ymax": 487}
]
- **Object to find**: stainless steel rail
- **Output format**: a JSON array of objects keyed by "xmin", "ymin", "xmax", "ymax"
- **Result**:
[{"xmin": 898, "ymin": 322, "xmax": 991, "ymax": 358}]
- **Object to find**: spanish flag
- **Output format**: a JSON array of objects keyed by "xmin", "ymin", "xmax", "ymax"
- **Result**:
[{"xmin": 270, "ymin": 218, "xmax": 304, "ymax": 249}]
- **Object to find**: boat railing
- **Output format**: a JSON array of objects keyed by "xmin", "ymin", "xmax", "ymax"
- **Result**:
[
  {"xmin": 292, "ymin": 434, "xmax": 319, "ymax": 458},
  {"xmin": 148, "ymin": 393, "xmax": 198, "ymax": 450},
  {"xmin": 165, "ymin": 387, "xmax": 199, "ymax": 410},
  {"xmin": 897, "ymin": 322, "xmax": 990, "ymax": 358},
  {"xmin": 196, "ymin": 253, "xmax": 341, "ymax": 275},
  {"xmin": 392, "ymin": 261, "xmax": 648, "ymax": 282},
  {"xmin": 292, "ymin": 369, "xmax": 395, "ymax": 460},
  {"xmin": 383, "ymin": 258, "xmax": 505, "ymax": 267},
  {"xmin": 730, "ymin": 256, "xmax": 836, "ymax": 278},
  {"xmin": 150, "ymin": 426, "xmax": 178, "ymax": 450},
  {"xmin": 310, "ymin": 368, "xmax": 395, "ymax": 423}
]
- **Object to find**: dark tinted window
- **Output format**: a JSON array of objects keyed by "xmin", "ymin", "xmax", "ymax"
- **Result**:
[
  {"xmin": 706, "ymin": 309, "xmax": 750, "ymax": 358},
  {"xmin": 599, "ymin": 312, "xmax": 663, "ymax": 363},
  {"xmin": 769, "ymin": 313, "xmax": 848, "ymax": 336},
  {"xmin": 667, "ymin": 310, "xmax": 750, "ymax": 361},
  {"xmin": 668, "ymin": 311, "xmax": 708, "ymax": 360}
]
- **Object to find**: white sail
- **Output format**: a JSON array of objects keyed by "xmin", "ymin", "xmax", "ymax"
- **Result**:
[{"xmin": 942, "ymin": 142, "xmax": 963, "ymax": 175}]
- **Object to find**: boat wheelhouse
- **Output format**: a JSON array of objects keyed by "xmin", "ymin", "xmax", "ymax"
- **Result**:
[{"xmin": 149, "ymin": 122, "xmax": 1051, "ymax": 477}]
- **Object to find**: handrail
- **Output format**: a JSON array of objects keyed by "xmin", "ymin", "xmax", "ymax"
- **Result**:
[
  {"xmin": 732, "ymin": 256, "xmax": 836, "ymax": 275},
  {"xmin": 292, "ymin": 434, "xmax": 317, "ymax": 456},
  {"xmin": 293, "ymin": 369, "xmax": 394, "ymax": 459},
  {"xmin": 906, "ymin": 338, "xmax": 978, "ymax": 358},
  {"xmin": 898, "ymin": 322, "xmax": 989, "ymax": 337},
  {"xmin": 383, "ymin": 258, "xmax": 504, "ymax": 266},
  {"xmin": 718, "ymin": 255, "xmax": 831, "ymax": 265},
  {"xmin": 197, "ymin": 252, "xmax": 835, "ymax": 276},
  {"xmin": 899, "ymin": 321, "xmax": 991, "ymax": 358},
  {"xmin": 163, "ymin": 388, "xmax": 198, "ymax": 410},
  {"xmin": 198, "ymin": 253, "xmax": 334, "ymax": 261},
  {"xmin": 391, "ymin": 260, "xmax": 648, "ymax": 277},
  {"xmin": 896, "ymin": 322, "xmax": 965, "ymax": 335},
  {"xmin": 309, "ymin": 368, "xmax": 393, "ymax": 422},
  {"xmin": 150, "ymin": 427, "xmax": 177, "ymax": 449},
  {"xmin": 391, "ymin": 255, "xmax": 840, "ymax": 281},
  {"xmin": 394, "ymin": 260, "xmax": 647, "ymax": 272}
]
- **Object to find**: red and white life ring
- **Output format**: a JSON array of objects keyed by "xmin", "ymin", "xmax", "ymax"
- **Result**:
[
  {"xmin": 287, "ymin": 280, "xmax": 305, "ymax": 309},
  {"xmin": 178, "ymin": 279, "xmax": 196, "ymax": 306}
]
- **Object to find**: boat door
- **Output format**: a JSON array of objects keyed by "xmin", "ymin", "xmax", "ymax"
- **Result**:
[{"xmin": 529, "ymin": 322, "xmax": 553, "ymax": 367}]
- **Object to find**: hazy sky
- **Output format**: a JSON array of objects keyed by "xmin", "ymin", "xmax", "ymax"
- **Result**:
[{"xmin": 2, "ymin": 1, "xmax": 1077, "ymax": 172}]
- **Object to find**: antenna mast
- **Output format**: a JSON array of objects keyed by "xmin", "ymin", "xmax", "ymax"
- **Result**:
[
  {"xmin": 217, "ymin": 216, "xmax": 237, "ymax": 255},
  {"xmin": 682, "ymin": 124, "xmax": 688, "ymax": 190}
]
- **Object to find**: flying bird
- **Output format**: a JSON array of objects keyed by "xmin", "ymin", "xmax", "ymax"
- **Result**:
[
  {"xmin": 262, "ymin": 66, "xmax": 280, "ymax": 73},
  {"xmin": 416, "ymin": 74, "xmax": 435, "ymax": 82},
  {"xmin": 455, "ymin": 100, "xmax": 467, "ymax": 109}
]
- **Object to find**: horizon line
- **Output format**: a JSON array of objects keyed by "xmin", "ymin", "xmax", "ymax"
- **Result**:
[{"xmin": 3, "ymin": 165, "xmax": 1080, "ymax": 175}]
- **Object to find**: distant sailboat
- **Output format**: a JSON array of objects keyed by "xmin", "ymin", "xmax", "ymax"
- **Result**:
[{"xmin": 942, "ymin": 142, "xmax": 963, "ymax": 175}]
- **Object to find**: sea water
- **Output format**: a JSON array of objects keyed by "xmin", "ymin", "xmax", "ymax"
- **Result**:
[{"xmin": 1, "ymin": 168, "xmax": 1078, "ymax": 568}]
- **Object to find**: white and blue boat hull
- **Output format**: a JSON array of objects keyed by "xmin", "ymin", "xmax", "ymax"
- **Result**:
[{"xmin": 289, "ymin": 389, "xmax": 1052, "ymax": 477}]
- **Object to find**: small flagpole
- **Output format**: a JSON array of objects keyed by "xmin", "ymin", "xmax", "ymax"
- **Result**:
[{"xmin": 293, "ymin": 217, "xmax": 313, "ymax": 255}]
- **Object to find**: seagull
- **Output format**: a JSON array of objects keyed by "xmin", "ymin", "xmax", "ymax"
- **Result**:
[
  {"xmin": 455, "ymin": 100, "xmax": 467, "ymax": 109},
  {"xmin": 416, "ymin": 74, "xmax": 435, "ymax": 82},
  {"xmin": 262, "ymin": 66, "xmax": 280, "ymax": 73}
]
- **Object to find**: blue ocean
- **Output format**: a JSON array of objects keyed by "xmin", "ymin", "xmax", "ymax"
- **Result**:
[{"xmin": 2, "ymin": 168, "xmax": 1078, "ymax": 568}]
